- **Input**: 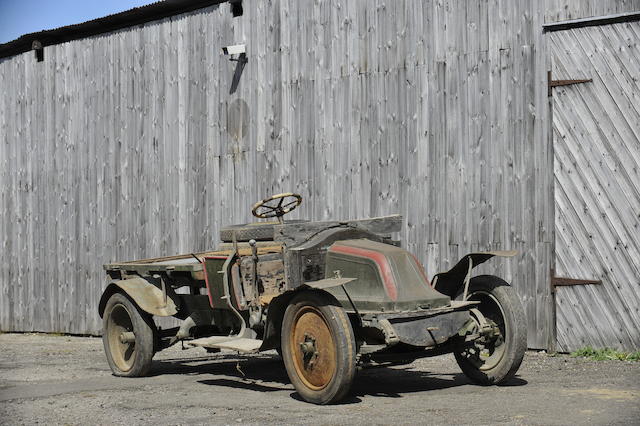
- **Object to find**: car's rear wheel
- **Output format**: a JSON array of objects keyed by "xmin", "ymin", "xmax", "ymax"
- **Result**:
[
  {"xmin": 102, "ymin": 292, "xmax": 156, "ymax": 377},
  {"xmin": 454, "ymin": 275, "xmax": 527, "ymax": 384},
  {"xmin": 281, "ymin": 290, "xmax": 356, "ymax": 404}
]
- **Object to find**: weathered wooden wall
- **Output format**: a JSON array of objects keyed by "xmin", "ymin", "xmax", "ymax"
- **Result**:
[
  {"xmin": 4, "ymin": 0, "xmax": 631, "ymax": 347},
  {"xmin": 550, "ymin": 19, "xmax": 640, "ymax": 352}
]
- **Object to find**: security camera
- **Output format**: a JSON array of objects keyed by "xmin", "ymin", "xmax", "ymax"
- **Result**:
[{"xmin": 222, "ymin": 44, "xmax": 246, "ymax": 56}]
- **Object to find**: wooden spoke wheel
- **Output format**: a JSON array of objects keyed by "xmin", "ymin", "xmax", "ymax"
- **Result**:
[
  {"xmin": 281, "ymin": 291, "xmax": 356, "ymax": 405},
  {"xmin": 102, "ymin": 292, "xmax": 156, "ymax": 377}
]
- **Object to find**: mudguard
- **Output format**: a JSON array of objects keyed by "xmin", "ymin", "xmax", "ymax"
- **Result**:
[
  {"xmin": 432, "ymin": 250, "xmax": 517, "ymax": 298},
  {"xmin": 259, "ymin": 278, "xmax": 357, "ymax": 351},
  {"xmin": 98, "ymin": 276, "xmax": 178, "ymax": 317},
  {"xmin": 304, "ymin": 277, "xmax": 357, "ymax": 289}
]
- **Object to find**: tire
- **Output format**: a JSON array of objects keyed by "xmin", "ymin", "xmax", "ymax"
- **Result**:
[
  {"xmin": 454, "ymin": 275, "xmax": 527, "ymax": 385},
  {"xmin": 281, "ymin": 290, "xmax": 357, "ymax": 405},
  {"xmin": 102, "ymin": 292, "xmax": 156, "ymax": 377}
]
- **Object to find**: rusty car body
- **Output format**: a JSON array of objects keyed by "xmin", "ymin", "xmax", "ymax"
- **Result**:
[{"xmin": 100, "ymin": 193, "xmax": 527, "ymax": 404}]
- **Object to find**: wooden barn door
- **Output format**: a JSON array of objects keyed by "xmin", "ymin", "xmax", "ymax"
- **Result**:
[{"xmin": 549, "ymin": 20, "xmax": 640, "ymax": 352}]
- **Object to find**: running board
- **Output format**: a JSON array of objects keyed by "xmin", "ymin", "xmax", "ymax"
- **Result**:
[{"xmin": 188, "ymin": 336, "xmax": 263, "ymax": 353}]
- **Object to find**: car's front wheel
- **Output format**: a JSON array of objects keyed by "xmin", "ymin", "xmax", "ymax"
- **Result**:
[
  {"xmin": 454, "ymin": 275, "xmax": 527, "ymax": 384},
  {"xmin": 281, "ymin": 290, "xmax": 357, "ymax": 404}
]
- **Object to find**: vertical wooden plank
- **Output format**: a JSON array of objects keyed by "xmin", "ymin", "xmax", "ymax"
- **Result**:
[{"xmin": 0, "ymin": 0, "xmax": 560, "ymax": 349}]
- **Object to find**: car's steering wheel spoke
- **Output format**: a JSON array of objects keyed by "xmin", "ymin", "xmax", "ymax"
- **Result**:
[{"xmin": 252, "ymin": 193, "xmax": 303, "ymax": 222}]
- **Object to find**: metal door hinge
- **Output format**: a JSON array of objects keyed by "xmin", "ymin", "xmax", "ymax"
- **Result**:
[
  {"xmin": 548, "ymin": 70, "xmax": 592, "ymax": 96},
  {"xmin": 550, "ymin": 269, "xmax": 602, "ymax": 292}
]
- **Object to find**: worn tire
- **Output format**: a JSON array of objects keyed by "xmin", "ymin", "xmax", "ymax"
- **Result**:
[
  {"xmin": 454, "ymin": 275, "xmax": 527, "ymax": 385},
  {"xmin": 281, "ymin": 290, "xmax": 357, "ymax": 405},
  {"xmin": 102, "ymin": 292, "xmax": 156, "ymax": 377}
]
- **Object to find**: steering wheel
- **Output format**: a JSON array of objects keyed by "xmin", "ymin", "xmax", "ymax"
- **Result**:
[{"xmin": 252, "ymin": 193, "xmax": 302, "ymax": 222}]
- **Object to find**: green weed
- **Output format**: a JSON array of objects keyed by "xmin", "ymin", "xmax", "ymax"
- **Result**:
[{"xmin": 570, "ymin": 346, "xmax": 640, "ymax": 361}]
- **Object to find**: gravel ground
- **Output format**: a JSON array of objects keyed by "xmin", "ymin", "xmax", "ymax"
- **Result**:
[{"xmin": 0, "ymin": 333, "xmax": 638, "ymax": 425}]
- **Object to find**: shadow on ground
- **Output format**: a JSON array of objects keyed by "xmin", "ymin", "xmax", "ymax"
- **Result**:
[{"xmin": 149, "ymin": 353, "xmax": 527, "ymax": 403}]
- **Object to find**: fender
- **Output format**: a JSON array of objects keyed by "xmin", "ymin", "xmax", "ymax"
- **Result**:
[
  {"xmin": 258, "ymin": 278, "xmax": 357, "ymax": 351},
  {"xmin": 98, "ymin": 276, "xmax": 178, "ymax": 318},
  {"xmin": 304, "ymin": 277, "xmax": 357, "ymax": 289},
  {"xmin": 432, "ymin": 250, "xmax": 517, "ymax": 298}
]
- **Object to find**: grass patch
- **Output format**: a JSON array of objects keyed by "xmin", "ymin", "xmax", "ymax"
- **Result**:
[{"xmin": 571, "ymin": 346, "xmax": 640, "ymax": 361}]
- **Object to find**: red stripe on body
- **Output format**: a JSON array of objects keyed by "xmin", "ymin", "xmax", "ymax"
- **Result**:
[{"xmin": 329, "ymin": 244, "xmax": 398, "ymax": 301}]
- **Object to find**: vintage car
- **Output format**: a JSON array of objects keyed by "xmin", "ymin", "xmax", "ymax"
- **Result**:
[{"xmin": 100, "ymin": 193, "xmax": 526, "ymax": 404}]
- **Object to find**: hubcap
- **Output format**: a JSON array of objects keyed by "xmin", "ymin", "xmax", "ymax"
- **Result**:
[
  {"xmin": 290, "ymin": 306, "xmax": 337, "ymax": 391},
  {"xmin": 106, "ymin": 303, "xmax": 137, "ymax": 372},
  {"xmin": 461, "ymin": 291, "xmax": 508, "ymax": 371}
]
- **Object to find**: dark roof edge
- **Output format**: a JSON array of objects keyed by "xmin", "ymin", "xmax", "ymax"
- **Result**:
[
  {"xmin": 543, "ymin": 11, "xmax": 640, "ymax": 33},
  {"xmin": 0, "ymin": 0, "xmax": 226, "ymax": 59}
]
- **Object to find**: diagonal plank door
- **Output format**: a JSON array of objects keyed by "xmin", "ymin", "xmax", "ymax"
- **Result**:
[{"xmin": 549, "ymin": 20, "xmax": 640, "ymax": 352}]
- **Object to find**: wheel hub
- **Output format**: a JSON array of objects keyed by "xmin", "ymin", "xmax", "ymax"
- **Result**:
[
  {"xmin": 459, "ymin": 296, "xmax": 508, "ymax": 371},
  {"xmin": 300, "ymin": 334, "xmax": 319, "ymax": 366},
  {"xmin": 290, "ymin": 307, "xmax": 337, "ymax": 391},
  {"xmin": 106, "ymin": 304, "xmax": 137, "ymax": 372},
  {"xmin": 119, "ymin": 331, "xmax": 136, "ymax": 344}
]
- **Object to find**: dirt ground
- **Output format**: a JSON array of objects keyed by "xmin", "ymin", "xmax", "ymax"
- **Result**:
[{"xmin": 0, "ymin": 333, "xmax": 638, "ymax": 425}]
